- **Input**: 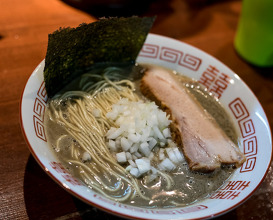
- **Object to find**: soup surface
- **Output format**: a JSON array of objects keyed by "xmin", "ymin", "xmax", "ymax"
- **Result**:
[{"xmin": 44, "ymin": 64, "xmax": 239, "ymax": 208}]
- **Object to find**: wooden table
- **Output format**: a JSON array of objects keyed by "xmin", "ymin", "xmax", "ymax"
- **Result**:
[{"xmin": 1, "ymin": 0, "xmax": 272, "ymax": 219}]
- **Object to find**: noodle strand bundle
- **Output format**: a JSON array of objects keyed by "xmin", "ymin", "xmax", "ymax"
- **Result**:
[{"xmin": 47, "ymin": 67, "xmax": 177, "ymax": 202}]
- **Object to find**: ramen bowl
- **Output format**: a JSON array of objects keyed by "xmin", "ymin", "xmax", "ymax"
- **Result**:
[{"xmin": 20, "ymin": 34, "xmax": 272, "ymax": 219}]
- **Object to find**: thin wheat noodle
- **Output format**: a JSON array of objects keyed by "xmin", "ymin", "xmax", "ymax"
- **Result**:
[{"xmin": 48, "ymin": 68, "xmax": 175, "ymax": 202}]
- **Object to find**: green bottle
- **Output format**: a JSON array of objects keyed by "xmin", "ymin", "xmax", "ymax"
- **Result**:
[{"xmin": 235, "ymin": 0, "xmax": 273, "ymax": 67}]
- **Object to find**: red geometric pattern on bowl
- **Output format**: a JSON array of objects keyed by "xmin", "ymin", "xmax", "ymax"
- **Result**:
[
  {"xmin": 243, "ymin": 136, "xmax": 257, "ymax": 157},
  {"xmin": 239, "ymin": 119, "xmax": 255, "ymax": 138},
  {"xmin": 75, "ymin": 191, "xmax": 208, "ymax": 216},
  {"xmin": 33, "ymin": 115, "xmax": 47, "ymax": 142},
  {"xmin": 228, "ymin": 96, "xmax": 249, "ymax": 119},
  {"xmin": 210, "ymin": 180, "xmax": 250, "ymax": 200},
  {"xmin": 37, "ymin": 81, "xmax": 48, "ymax": 103},
  {"xmin": 139, "ymin": 43, "xmax": 202, "ymax": 71},
  {"xmin": 160, "ymin": 47, "xmax": 183, "ymax": 63},
  {"xmin": 139, "ymin": 43, "xmax": 159, "ymax": 58},
  {"xmin": 33, "ymin": 97, "xmax": 45, "ymax": 121},
  {"xmin": 229, "ymin": 98, "xmax": 257, "ymax": 173},
  {"xmin": 50, "ymin": 162, "xmax": 83, "ymax": 186},
  {"xmin": 33, "ymin": 81, "xmax": 47, "ymax": 142}
]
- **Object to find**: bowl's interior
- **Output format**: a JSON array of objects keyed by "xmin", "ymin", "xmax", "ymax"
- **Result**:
[{"xmin": 20, "ymin": 34, "xmax": 272, "ymax": 220}]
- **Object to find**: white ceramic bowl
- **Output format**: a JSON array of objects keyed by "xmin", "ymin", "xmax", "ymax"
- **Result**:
[{"xmin": 20, "ymin": 34, "xmax": 272, "ymax": 219}]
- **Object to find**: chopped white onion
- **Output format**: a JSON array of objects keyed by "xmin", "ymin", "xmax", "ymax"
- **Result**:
[
  {"xmin": 148, "ymin": 152, "xmax": 154, "ymax": 160},
  {"xmin": 159, "ymin": 158, "xmax": 176, "ymax": 171},
  {"xmin": 128, "ymin": 159, "xmax": 137, "ymax": 168},
  {"xmin": 163, "ymin": 128, "xmax": 171, "ymax": 138},
  {"xmin": 92, "ymin": 108, "xmax": 101, "ymax": 118},
  {"xmin": 173, "ymin": 147, "xmax": 185, "ymax": 162},
  {"xmin": 82, "ymin": 152, "xmax": 91, "ymax": 162},
  {"xmin": 130, "ymin": 167, "xmax": 141, "ymax": 178},
  {"xmin": 151, "ymin": 166, "xmax": 158, "ymax": 175},
  {"xmin": 145, "ymin": 173, "xmax": 158, "ymax": 183},
  {"xmin": 130, "ymin": 143, "xmax": 139, "ymax": 153},
  {"xmin": 115, "ymin": 137, "xmax": 121, "ymax": 149},
  {"xmin": 133, "ymin": 151, "xmax": 142, "ymax": 158},
  {"xmin": 125, "ymin": 152, "xmax": 132, "ymax": 160},
  {"xmin": 126, "ymin": 165, "xmax": 132, "ymax": 171},
  {"xmin": 116, "ymin": 151, "xmax": 127, "ymax": 163},
  {"xmin": 108, "ymin": 139, "xmax": 117, "ymax": 152},
  {"xmin": 166, "ymin": 148, "xmax": 180, "ymax": 164},
  {"xmin": 128, "ymin": 133, "xmax": 141, "ymax": 143},
  {"xmin": 139, "ymin": 142, "xmax": 150, "ymax": 157},
  {"xmin": 148, "ymin": 137, "xmax": 157, "ymax": 150},
  {"xmin": 135, "ymin": 158, "xmax": 151, "ymax": 175},
  {"xmin": 107, "ymin": 126, "xmax": 125, "ymax": 139},
  {"xmin": 121, "ymin": 137, "xmax": 132, "ymax": 151},
  {"xmin": 105, "ymin": 98, "xmax": 186, "ymax": 178},
  {"xmin": 152, "ymin": 126, "xmax": 164, "ymax": 140},
  {"xmin": 159, "ymin": 148, "xmax": 165, "ymax": 161}
]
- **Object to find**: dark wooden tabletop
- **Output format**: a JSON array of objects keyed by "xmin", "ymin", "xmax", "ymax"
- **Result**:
[{"xmin": 1, "ymin": 0, "xmax": 272, "ymax": 219}]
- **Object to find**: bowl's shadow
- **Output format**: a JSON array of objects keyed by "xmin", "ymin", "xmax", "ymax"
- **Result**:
[{"xmin": 23, "ymin": 155, "xmax": 124, "ymax": 219}]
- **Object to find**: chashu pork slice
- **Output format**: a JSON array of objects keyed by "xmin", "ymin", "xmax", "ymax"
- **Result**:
[{"xmin": 140, "ymin": 66, "xmax": 246, "ymax": 172}]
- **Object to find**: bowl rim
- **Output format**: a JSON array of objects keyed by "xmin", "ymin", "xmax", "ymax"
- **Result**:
[{"xmin": 20, "ymin": 33, "xmax": 273, "ymax": 220}]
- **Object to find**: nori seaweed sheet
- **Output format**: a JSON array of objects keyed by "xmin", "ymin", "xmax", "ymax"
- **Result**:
[{"xmin": 43, "ymin": 16, "xmax": 155, "ymax": 98}]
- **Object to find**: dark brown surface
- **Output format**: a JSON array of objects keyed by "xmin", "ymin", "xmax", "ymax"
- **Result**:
[{"xmin": 0, "ymin": 0, "xmax": 272, "ymax": 219}]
